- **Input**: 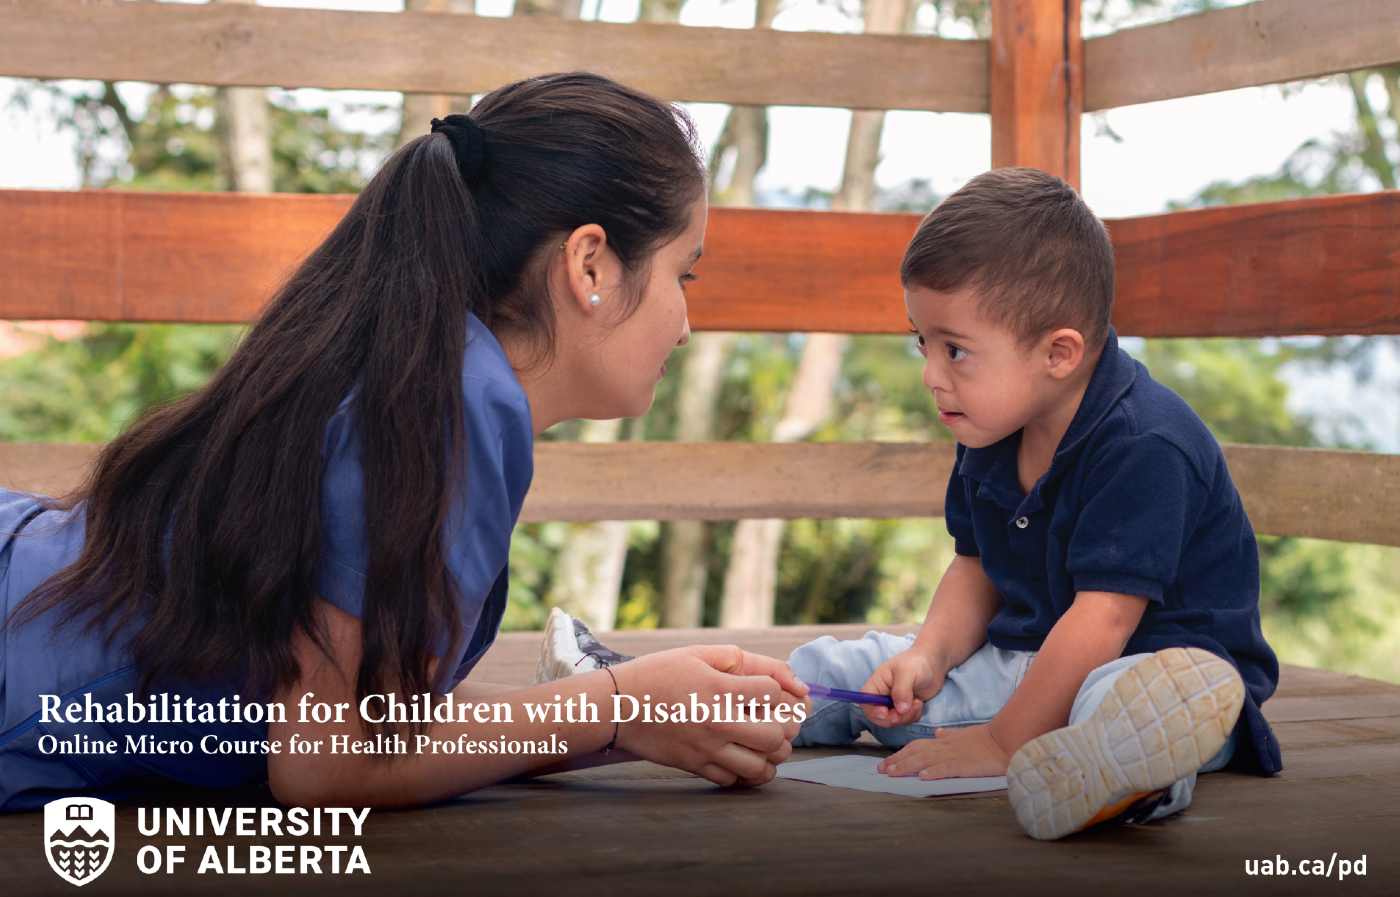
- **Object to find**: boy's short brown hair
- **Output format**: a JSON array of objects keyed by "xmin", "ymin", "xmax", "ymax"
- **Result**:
[{"xmin": 900, "ymin": 167, "xmax": 1114, "ymax": 353}]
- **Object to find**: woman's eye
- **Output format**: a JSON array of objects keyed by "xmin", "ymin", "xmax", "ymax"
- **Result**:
[
  {"xmin": 680, "ymin": 273, "xmax": 699, "ymax": 289},
  {"xmin": 946, "ymin": 343, "xmax": 967, "ymax": 362}
]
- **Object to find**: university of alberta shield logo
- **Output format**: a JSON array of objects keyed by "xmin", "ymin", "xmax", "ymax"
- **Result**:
[{"xmin": 44, "ymin": 798, "xmax": 116, "ymax": 886}]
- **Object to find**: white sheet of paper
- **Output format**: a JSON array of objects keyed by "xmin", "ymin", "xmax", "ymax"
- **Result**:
[{"xmin": 777, "ymin": 755, "xmax": 1007, "ymax": 798}]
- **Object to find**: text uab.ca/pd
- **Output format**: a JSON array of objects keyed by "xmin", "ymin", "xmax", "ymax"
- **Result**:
[{"xmin": 44, "ymin": 800, "xmax": 373, "ymax": 885}]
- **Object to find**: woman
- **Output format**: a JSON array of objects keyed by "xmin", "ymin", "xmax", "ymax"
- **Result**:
[{"xmin": 0, "ymin": 72, "xmax": 807, "ymax": 811}]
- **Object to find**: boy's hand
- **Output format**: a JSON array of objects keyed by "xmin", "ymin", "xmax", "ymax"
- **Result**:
[
  {"xmin": 877, "ymin": 724, "xmax": 1011, "ymax": 779},
  {"xmin": 859, "ymin": 649, "xmax": 946, "ymax": 727}
]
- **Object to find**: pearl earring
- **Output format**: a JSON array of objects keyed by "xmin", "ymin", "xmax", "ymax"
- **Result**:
[{"xmin": 589, "ymin": 294, "xmax": 602, "ymax": 307}]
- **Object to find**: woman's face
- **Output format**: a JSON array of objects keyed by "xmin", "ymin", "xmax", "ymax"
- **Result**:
[{"xmin": 559, "ymin": 198, "xmax": 706, "ymax": 420}]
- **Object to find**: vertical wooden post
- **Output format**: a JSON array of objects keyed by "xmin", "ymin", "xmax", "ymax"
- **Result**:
[{"xmin": 990, "ymin": 0, "xmax": 1083, "ymax": 188}]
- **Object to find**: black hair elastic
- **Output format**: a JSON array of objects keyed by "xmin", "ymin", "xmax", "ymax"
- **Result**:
[
  {"xmin": 576, "ymin": 651, "xmax": 621, "ymax": 753},
  {"xmin": 430, "ymin": 114, "xmax": 488, "ymax": 187}
]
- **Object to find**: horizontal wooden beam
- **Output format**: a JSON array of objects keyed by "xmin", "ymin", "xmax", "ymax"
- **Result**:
[
  {"xmin": 0, "ymin": 190, "xmax": 351, "ymax": 325},
  {"xmin": 1086, "ymin": 0, "xmax": 1400, "ymax": 111},
  {"xmin": 1221, "ymin": 443, "xmax": 1400, "ymax": 548},
  {"xmin": 522, "ymin": 442, "xmax": 952, "ymax": 522},
  {"xmin": 3, "ymin": 188, "xmax": 1398, "ymax": 337},
  {"xmin": 0, "ymin": 189, "xmax": 918, "ymax": 331},
  {"xmin": 1108, "ymin": 191, "xmax": 1400, "ymax": 338},
  {"xmin": 4, "ymin": 442, "xmax": 1397, "ymax": 547},
  {"xmin": 0, "ymin": 0, "xmax": 986, "ymax": 113}
]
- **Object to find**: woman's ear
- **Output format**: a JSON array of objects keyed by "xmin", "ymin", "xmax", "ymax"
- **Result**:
[
  {"xmin": 559, "ymin": 224, "xmax": 611, "ymax": 315},
  {"xmin": 1045, "ymin": 328, "xmax": 1086, "ymax": 380}
]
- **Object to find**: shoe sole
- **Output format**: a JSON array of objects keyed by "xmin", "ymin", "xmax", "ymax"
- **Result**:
[
  {"xmin": 1007, "ymin": 647, "xmax": 1245, "ymax": 840},
  {"xmin": 533, "ymin": 608, "xmax": 581, "ymax": 684}
]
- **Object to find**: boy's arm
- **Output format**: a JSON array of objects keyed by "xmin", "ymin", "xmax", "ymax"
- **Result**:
[
  {"xmin": 924, "ymin": 450, "xmax": 995, "ymax": 675},
  {"xmin": 914, "ymin": 553, "xmax": 1002, "ymax": 676},
  {"xmin": 865, "ymin": 462, "xmax": 996, "ymax": 726},
  {"xmin": 862, "ymin": 554, "xmax": 1000, "ymax": 727},
  {"xmin": 988, "ymin": 590, "xmax": 1148, "ymax": 755}
]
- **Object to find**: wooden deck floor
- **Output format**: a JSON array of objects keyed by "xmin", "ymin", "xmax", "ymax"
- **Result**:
[{"xmin": 2, "ymin": 624, "xmax": 1397, "ymax": 896}]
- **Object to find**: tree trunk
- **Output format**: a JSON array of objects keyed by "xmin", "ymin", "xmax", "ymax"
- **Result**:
[
  {"xmin": 214, "ymin": 0, "xmax": 273, "ymax": 193},
  {"xmin": 1346, "ymin": 71, "xmax": 1398, "ymax": 191},
  {"xmin": 718, "ymin": 0, "xmax": 911, "ymax": 629},
  {"xmin": 1382, "ymin": 68, "xmax": 1400, "ymax": 173},
  {"xmin": 660, "ymin": 330, "xmax": 735, "ymax": 627},
  {"xmin": 517, "ymin": 0, "xmax": 582, "ymax": 17},
  {"xmin": 638, "ymin": 0, "xmax": 683, "ymax": 22},
  {"xmin": 658, "ymin": 0, "xmax": 777, "ymax": 628},
  {"xmin": 547, "ymin": 417, "xmax": 632, "ymax": 631},
  {"xmin": 396, "ymin": 0, "xmax": 476, "ymax": 152}
]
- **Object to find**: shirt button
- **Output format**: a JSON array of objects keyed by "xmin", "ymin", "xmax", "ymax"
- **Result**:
[{"xmin": 1015, "ymin": 516, "xmax": 1029, "ymax": 529}]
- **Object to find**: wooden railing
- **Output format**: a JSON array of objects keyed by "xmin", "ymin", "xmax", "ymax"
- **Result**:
[
  {"xmin": 1, "ymin": 0, "xmax": 1398, "ymax": 552},
  {"xmin": 6, "ymin": 440, "xmax": 1397, "ymax": 548},
  {"xmin": 0, "ymin": 0, "xmax": 986, "ymax": 111},
  {"xmin": 4, "ymin": 189, "xmax": 1397, "ymax": 336}
]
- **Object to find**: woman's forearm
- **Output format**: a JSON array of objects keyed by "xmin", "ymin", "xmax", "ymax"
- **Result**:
[
  {"xmin": 269, "ymin": 603, "xmax": 806, "ymax": 807},
  {"xmin": 270, "ymin": 669, "xmax": 621, "ymax": 808},
  {"xmin": 460, "ymin": 680, "xmax": 643, "ymax": 779}
]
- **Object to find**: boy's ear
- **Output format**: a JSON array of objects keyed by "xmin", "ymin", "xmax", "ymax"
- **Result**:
[{"xmin": 1045, "ymin": 328, "xmax": 1087, "ymax": 379}]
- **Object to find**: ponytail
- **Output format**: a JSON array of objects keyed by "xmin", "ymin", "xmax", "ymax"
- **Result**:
[{"xmin": 9, "ymin": 72, "xmax": 705, "ymax": 743}]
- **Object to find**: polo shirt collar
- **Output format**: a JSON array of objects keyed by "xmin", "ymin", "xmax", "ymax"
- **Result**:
[{"xmin": 956, "ymin": 325, "xmax": 1137, "ymax": 498}]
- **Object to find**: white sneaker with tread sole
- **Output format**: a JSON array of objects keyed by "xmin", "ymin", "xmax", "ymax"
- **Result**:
[{"xmin": 1007, "ymin": 646, "xmax": 1246, "ymax": 840}]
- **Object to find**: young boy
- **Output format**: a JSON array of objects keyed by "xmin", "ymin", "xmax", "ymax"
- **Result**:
[
  {"xmin": 785, "ymin": 167, "xmax": 1281, "ymax": 838},
  {"xmin": 536, "ymin": 167, "xmax": 1281, "ymax": 839}
]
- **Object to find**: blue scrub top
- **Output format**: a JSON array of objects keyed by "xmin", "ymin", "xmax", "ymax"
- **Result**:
[{"xmin": 0, "ymin": 312, "xmax": 534, "ymax": 811}]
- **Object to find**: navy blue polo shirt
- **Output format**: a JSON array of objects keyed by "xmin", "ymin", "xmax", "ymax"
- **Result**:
[{"xmin": 944, "ymin": 325, "xmax": 1281, "ymax": 775}]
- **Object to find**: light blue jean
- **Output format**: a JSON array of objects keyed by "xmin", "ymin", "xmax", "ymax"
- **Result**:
[{"xmin": 789, "ymin": 631, "xmax": 1237, "ymax": 823}]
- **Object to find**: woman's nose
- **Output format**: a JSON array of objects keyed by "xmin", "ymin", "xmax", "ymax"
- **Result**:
[{"xmin": 677, "ymin": 320, "xmax": 691, "ymax": 347}]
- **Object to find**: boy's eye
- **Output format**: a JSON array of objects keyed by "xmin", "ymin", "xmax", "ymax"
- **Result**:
[
  {"xmin": 908, "ymin": 327, "xmax": 927, "ymax": 354},
  {"xmin": 946, "ymin": 343, "xmax": 968, "ymax": 362}
]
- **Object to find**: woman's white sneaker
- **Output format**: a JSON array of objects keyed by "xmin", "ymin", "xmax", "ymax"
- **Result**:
[{"xmin": 533, "ymin": 607, "xmax": 634, "ymax": 684}]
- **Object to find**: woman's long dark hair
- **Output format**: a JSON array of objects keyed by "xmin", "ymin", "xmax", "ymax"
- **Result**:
[{"xmin": 7, "ymin": 73, "xmax": 704, "ymax": 738}]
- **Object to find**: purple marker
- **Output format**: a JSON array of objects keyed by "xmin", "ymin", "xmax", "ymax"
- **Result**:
[{"xmin": 805, "ymin": 683, "xmax": 895, "ymax": 708}]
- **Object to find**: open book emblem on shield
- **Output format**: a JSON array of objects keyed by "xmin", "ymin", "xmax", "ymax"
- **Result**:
[{"xmin": 44, "ymin": 798, "xmax": 116, "ymax": 886}]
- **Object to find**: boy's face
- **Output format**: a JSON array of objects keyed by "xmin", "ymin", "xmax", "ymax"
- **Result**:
[{"xmin": 905, "ymin": 283, "xmax": 1054, "ymax": 449}]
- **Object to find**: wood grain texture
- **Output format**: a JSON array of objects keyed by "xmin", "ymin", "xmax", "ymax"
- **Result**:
[
  {"xmin": 990, "ymin": 0, "xmax": 1082, "ymax": 188},
  {"xmin": 5, "ymin": 188, "xmax": 1399, "ymax": 336},
  {"xmin": 0, "ymin": 189, "xmax": 346, "ymax": 323},
  {"xmin": 1087, "ymin": 0, "xmax": 1400, "ymax": 111},
  {"xmin": 1109, "ymin": 191, "xmax": 1400, "ymax": 338},
  {"xmin": 1221, "ymin": 443, "xmax": 1400, "ymax": 547},
  {"xmin": 520, "ymin": 442, "xmax": 954, "ymax": 522},
  {"xmin": 4, "ymin": 441, "xmax": 1398, "ymax": 546},
  {"xmin": 0, "ymin": 0, "xmax": 986, "ymax": 112},
  {"xmin": 0, "ymin": 190, "xmax": 919, "ymax": 331}
]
